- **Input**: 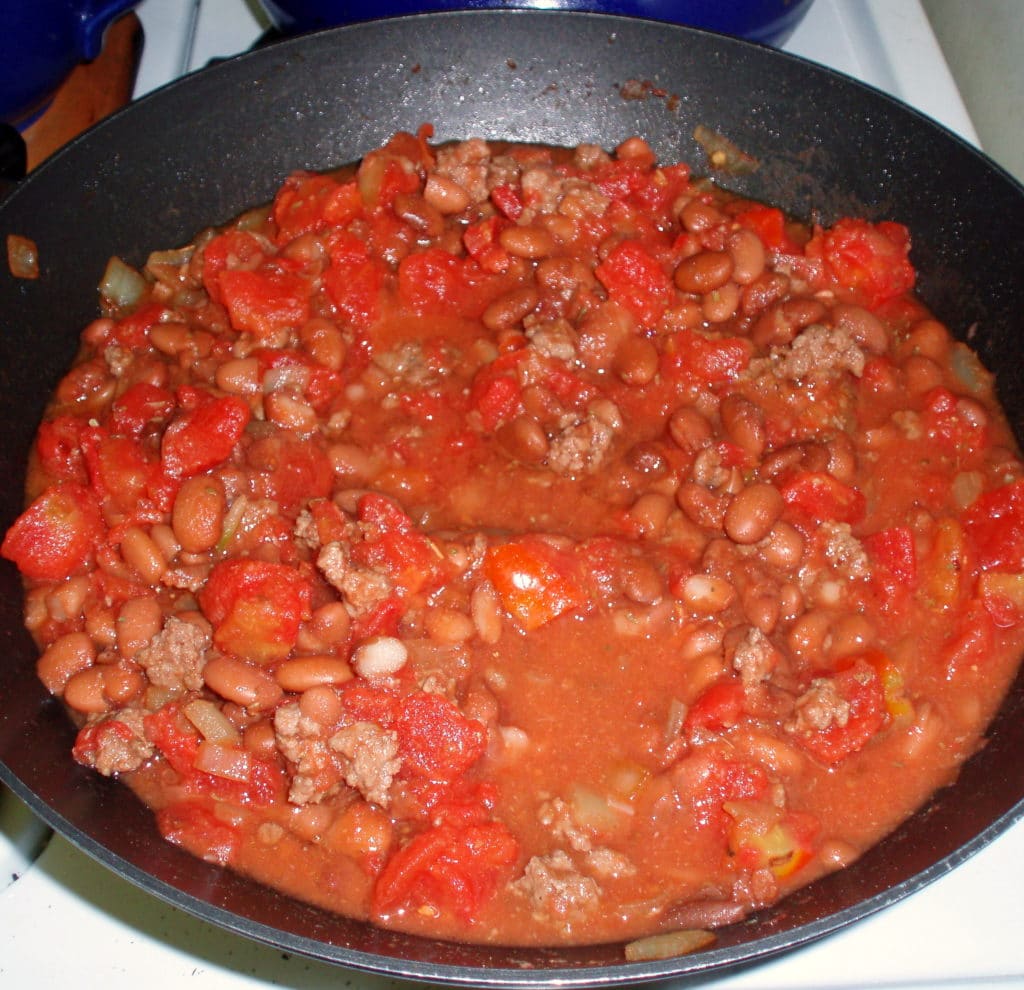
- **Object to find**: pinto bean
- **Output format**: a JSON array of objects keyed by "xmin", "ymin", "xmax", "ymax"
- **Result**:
[
  {"xmin": 702, "ymin": 282, "xmax": 740, "ymax": 324},
  {"xmin": 120, "ymin": 525, "xmax": 167, "ymax": 584},
  {"xmin": 172, "ymin": 475, "xmax": 226, "ymax": 554},
  {"xmin": 204, "ymin": 653, "xmax": 283, "ymax": 710},
  {"xmin": 680, "ymin": 575, "xmax": 735, "ymax": 614},
  {"xmin": 625, "ymin": 492, "xmax": 674, "ymax": 538},
  {"xmin": 425, "ymin": 607, "xmax": 475, "ymax": 644},
  {"xmin": 482, "ymin": 286, "xmax": 539, "ymax": 331},
  {"xmin": 726, "ymin": 228, "xmax": 766, "ymax": 284},
  {"xmin": 117, "ymin": 596, "xmax": 163, "ymax": 661},
  {"xmin": 676, "ymin": 482, "xmax": 726, "ymax": 530},
  {"xmin": 215, "ymin": 356, "xmax": 262, "ymax": 395},
  {"xmin": 725, "ymin": 483, "xmax": 784, "ymax": 545},
  {"xmin": 423, "ymin": 174, "xmax": 471, "ymax": 214},
  {"xmin": 499, "ymin": 225, "xmax": 555, "ymax": 259},
  {"xmin": 673, "ymin": 250, "xmax": 734, "ymax": 295},
  {"xmin": 298, "ymin": 685, "xmax": 345, "ymax": 727},
  {"xmin": 720, "ymin": 394, "xmax": 766, "ymax": 459},
  {"xmin": 831, "ymin": 303, "xmax": 888, "ymax": 354},
  {"xmin": 275, "ymin": 656, "xmax": 354, "ymax": 692},
  {"xmin": 63, "ymin": 666, "xmax": 110, "ymax": 715},
  {"xmin": 679, "ymin": 199, "xmax": 724, "ymax": 234},
  {"xmin": 613, "ymin": 336, "xmax": 659, "ymax": 386},
  {"xmin": 497, "ymin": 415, "xmax": 549, "ymax": 463},
  {"xmin": 37, "ymin": 631, "xmax": 96, "ymax": 694},
  {"xmin": 667, "ymin": 406, "xmax": 713, "ymax": 453}
]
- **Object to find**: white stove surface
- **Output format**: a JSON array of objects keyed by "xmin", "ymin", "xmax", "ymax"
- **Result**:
[{"xmin": 4, "ymin": 2, "xmax": 1021, "ymax": 987}]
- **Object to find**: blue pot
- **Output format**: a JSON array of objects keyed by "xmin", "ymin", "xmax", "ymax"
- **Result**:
[
  {"xmin": 1, "ymin": 1, "xmax": 139, "ymax": 125},
  {"xmin": 258, "ymin": 0, "xmax": 814, "ymax": 47}
]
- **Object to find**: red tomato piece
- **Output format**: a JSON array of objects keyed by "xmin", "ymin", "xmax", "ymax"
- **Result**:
[
  {"xmin": 780, "ymin": 471, "xmax": 867, "ymax": 527},
  {"xmin": 483, "ymin": 537, "xmax": 587, "ymax": 631},
  {"xmin": 371, "ymin": 819, "xmax": 518, "ymax": 922},
  {"xmin": 246, "ymin": 432, "xmax": 334, "ymax": 515},
  {"xmin": 201, "ymin": 229, "xmax": 266, "ymax": 305},
  {"xmin": 468, "ymin": 352, "xmax": 525, "ymax": 432},
  {"xmin": 463, "ymin": 216, "xmax": 511, "ymax": 274},
  {"xmin": 108, "ymin": 382, "xmax": 177, "ymax": 438},
  {"xmin": 157, "ymin": 801, "xmax": 241, "ymax": 866},
  {"xmin": 341, "ymin": 681, "xmax": 402, "ymax": 726},
  {"xmin": 1, "ymin": 483, "xmax": 104, "ymax": 582},
  {"xmin": 219, "ymin": 267, "xmax": 311, "ymax": 338},
  {"xmin": 943, "ymin": 600, "xmax": 996, "ymax": 677},
  {"xmin": 661, "ymin": 329, "xmax": 753, "ymax": 385},
  {"xmin": 198, "ymin": 558, "xmax": 312, "ymax": 664},
  {"xmin": 490, "ymin": 183, "xmax": 524, "ymax": 221},
  {"xmin": 272, "ymin": 172, "xmax": 362, "ymax": 243},
  {"xmin": 684, "ymin": 678, "xmax": 747, "ymax": 738},
  {"xmin": 864, "ymin": 525, "xmax": 918, "ymax": 611},
  {"xmin": 323, "ymin": 230, "xmax": 386, "ymax": 331},
  {"xmin": 35, "ymin": 415, "xmax": 90, "ymax": 484},
  {"xmin": 396, "ymin": 692, "xmax": 486, "ymax": 784},
  {"xmin": 921, "ymin": 387, "xmax": 988, "ymax": 454},
  {"xmin": 813, "ymin": 217, "xmax": 916, "ymax": 309},
  {"xmin": 961, "ymin": 480, "xmax": 1024, "ymax": 572},
  {"xmin": 82, "ymin": 429, "xmax": 166, "ymax": 516},
  {"xmin": 397, "ymin": 247, "xmax": 468, "ymax": 313},
  {"xmin": 109, "ymin": 302, "xmax": 169, "ymax": 350},
  {"xmin": 734, "ymin": 204, "xmax": 802, "ymax": 254},
  {"xmin": 594, "ymin": 240, "xmax": 673, "ymax": 327},
  {"xmin": 792, "ymin": 660, "xmax": 886, "ymax": 766},
  {"xmin": 353, "ymin": 493, "xmax": 446, "ymax": 596},
  {"xmin": 160, "ymin": 390, "xmax": 251, "ymax": 479}
]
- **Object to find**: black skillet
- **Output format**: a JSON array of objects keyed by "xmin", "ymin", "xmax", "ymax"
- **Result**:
[{"xmin": 1, "ymin": 11, "xmax": 1023, "ymax": 986}]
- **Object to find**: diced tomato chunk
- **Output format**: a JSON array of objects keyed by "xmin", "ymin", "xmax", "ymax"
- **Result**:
[
  {"xmin": 35, "ymin": 415, "xmax": 90, "ymax": 484},
  {"xmin": 780, "ymin": 471, "xmax": 866, "ymax": 527},
  {"xmin": 661, "ymin": 329, "xmax": 752, "ymax": 385},
  {"xmin": 198, "ymin": 558, "xmax": 312, "ymax": 664},
  {"xmin": 273, "ymin": 172, "xmax": 362, "ymax": 243},
  {"xmin": 323, "ymin": 230, "xmax": 386, "ymax": 330},
  {"xmin": 734, "ymin": 204, "xmax": 802, "ymax": 254},
  {"xmin": 484, "ymin": 537, "xmax": 587, "ymax": 630},
  {"xmin": 219, "ymin": 267, "xmax": 311, "ymax": 337},
  {"xmin": 201, "ymin": 229, "xmax": 266, "ymax": 305},
  {"xmin": 397, "ymin": 247, "xmax": 468, "ymax": 313},
  {"xmin": 685, "ymin": 678, "xmax": 746, "ymax": 738},
  {"xmin": 791, "ymin": 659, "xmax": 886, "ymax": 766},
  {"xmin": 595, "ymin": 240, "xmax": 673, "ymax": 327},
  {"xmin": 396, "ymin": 692, "xmax": 486, "ymax": 784},
  {"xmin": 352, "ymin": 493, "xmax": 446, "ymax": 596},
  {"xmin": 157, "ymin": 801, "xmax": 241, "ymax": 866},
  {"xmin": 371, "ymin": 819, "xmax": 518, "ymax": 922},
  {"xmin": 809, "ymin": 217, "xmax": 916, "ymax": 309},
  {"xmin": 160, "ymin": 389, "xmax": 250, "ymax": 479},
  {"xmin": 962, "ymin": 480, "xmax": 1024, "ymax": 572},
  {"xmin": 2, "ymin": 483, "xmax": 105, "ymax": 581},
  {"xmin": 109, "ymin": 382, "xmax": 176, "ymax": 438}
]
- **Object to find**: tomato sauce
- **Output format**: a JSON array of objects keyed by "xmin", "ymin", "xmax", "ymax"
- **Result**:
[{"xmin": 5, "ymin": 129, "xmax": 1024, "ymax": 950}]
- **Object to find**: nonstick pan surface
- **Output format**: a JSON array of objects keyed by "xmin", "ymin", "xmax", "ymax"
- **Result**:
[{"xmin": 1, "ymin": 11, "xmax": 1023, "ymax": 986}]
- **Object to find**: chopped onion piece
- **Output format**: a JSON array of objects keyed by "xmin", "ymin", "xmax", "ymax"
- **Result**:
[
  {"xmin": 624, "ymin": 928, "xmax": 716, "ymax": 962},
  {"xmin": 99, "ymin": 255, "xmax": 147, "ymax": 309},
  {"xmin": 570, "ymin": 784, "xmax": 621, "ymax": 833},
  {"xmin": 184, "ymin": 698, "xmax": 241, "ymax": 745},
  {"xmin": 7, "ymin": 234, "xmax": 39, "ymax": 279},
  {"xmin": 194, "ymin": 740, "xmax": 251, "ymax": 782}
]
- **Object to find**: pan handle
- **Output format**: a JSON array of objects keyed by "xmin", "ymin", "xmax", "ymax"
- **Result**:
[{"xmin": 0, "ymin": 124, "xmax": 27, "ymax": 202}]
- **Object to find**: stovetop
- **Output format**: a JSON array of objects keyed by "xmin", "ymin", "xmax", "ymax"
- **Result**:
[{"xmin": 4, "ymin": 2, "xmax": 1022, "ymax": 987}]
